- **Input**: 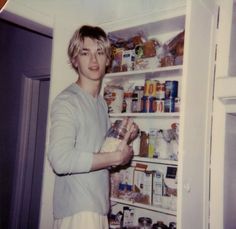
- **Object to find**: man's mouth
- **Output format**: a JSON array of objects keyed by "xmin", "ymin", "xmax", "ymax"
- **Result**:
[{"xmin": 89, "ymin": 66, "xmax": 99, "ymax": 71}]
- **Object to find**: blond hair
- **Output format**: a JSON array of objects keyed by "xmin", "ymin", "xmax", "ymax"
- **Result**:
[{"xmin": 67, "ymin": 25, "xmax": 111, "ymax": 73}]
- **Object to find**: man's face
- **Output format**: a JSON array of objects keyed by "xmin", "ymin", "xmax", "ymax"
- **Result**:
[{"xmin": 74, "ymin": 37, "xmax": 109, "ymax": 82}]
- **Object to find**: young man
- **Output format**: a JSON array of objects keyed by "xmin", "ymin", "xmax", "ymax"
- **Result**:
[{"xmin": 48, "ymin": 25, "xmax": 137, "ymax": 229}]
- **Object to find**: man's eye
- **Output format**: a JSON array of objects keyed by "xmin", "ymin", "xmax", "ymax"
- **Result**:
[
  {"xmin": 98, "ymin": 51, "xmax": 105, "ymax": 55},
  {"xmin": 79, "ymin": 51, "xmax": 89, "ymax": 56},
  {"xmin": 81, "ymin": 52, "xmax": 88, "ymax": 56}
]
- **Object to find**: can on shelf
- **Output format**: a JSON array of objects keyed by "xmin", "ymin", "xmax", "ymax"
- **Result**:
[
  {"xmin": 144, "ymin": 79, "xmax": 157, "ymax": 97},
  {"xmin": 156, "ymin": 99, "xmax": 164, "ymax": 112},
  {"xmin": 149, "ymin": 97, "xmax": 157, "ymax": 113},
  {"xmin": 164, "ymin": 98, "xmax": 175, "ymax": 112},
  {"xmin": 156, "ymin": 81, "xmax": 165, "ymax": 100},
  {"xmin": 165, "ymin": 80, "xmax": 178, "ymax": 99},
  {"xmin": 141, "ymin": 96, "xmax": 149, "ymax": 113}
]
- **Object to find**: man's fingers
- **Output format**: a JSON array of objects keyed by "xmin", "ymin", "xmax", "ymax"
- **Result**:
[
  {"xmin": 126, "ymin": 118, "xmax": 133, "ymax": 130},
  {"xmin": 123, "ymin": 124, "xmax": 135, "ymax": 142}
]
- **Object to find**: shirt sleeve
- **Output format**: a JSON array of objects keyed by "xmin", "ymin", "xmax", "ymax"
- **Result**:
[{"xmin": 47, "ymin": 96, "xmax": 93, "ymax": 175}]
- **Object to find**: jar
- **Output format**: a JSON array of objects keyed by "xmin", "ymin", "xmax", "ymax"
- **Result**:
[
  {"xmin": 138, "ymin": 217, "xmax": 152, "ymax": 229},
  {"xmin": 168, "ymin": 222, "xmax": 176, "ymax": 229},
  {"xmin": 100, "ymin": 119, "xmax": 128, "ymax": 153},
  {"xmin": 152, "ymin": 221, "xmax": 168, "ymax": 229}
]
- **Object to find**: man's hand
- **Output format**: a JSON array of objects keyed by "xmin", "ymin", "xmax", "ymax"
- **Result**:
[{"xmin": 113, "ymin": 117, "xmax": 138, "ymax": 165}]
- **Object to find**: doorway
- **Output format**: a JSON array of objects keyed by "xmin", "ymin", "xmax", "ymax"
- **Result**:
[
  {"xmin": 10, "ymin": 73, "xmax": 50, "ymax": 229},
  {"xmin": 0, "ymin": 18, "xmax": 52, "ymax": 228}
]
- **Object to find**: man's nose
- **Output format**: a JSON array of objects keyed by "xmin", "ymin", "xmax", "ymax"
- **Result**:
[{"xmin": 90, "ymin": 53, "xmax": 98, "ymax": 63}]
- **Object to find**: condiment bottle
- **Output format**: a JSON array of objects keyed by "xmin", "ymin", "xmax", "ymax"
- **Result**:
[{"xmin": 139, "ymin": 131, "xmax": 149, "ymax": 157}]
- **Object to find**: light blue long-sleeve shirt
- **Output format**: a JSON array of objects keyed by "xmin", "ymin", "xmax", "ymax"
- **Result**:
[{"xmin": 48, "ymin": 83, "xmax": 111, "ymax": 219}]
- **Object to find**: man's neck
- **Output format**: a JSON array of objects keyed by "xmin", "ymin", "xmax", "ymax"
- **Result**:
[{"xmin": 76, "ymin": 78, "xmax": 101, "ymax": 97}]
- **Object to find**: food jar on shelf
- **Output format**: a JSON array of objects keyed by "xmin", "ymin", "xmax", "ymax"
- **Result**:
[
  {"xmin": 168, "ymin": 222, "xmax": 176, "ymax": 229},
  {"xmin": 138, "ymin": 217, "xmax": 152, "ymax": 229},
  {"xmin": 152, "ymin": 221, "xmax": 168, "ymax": 229}
]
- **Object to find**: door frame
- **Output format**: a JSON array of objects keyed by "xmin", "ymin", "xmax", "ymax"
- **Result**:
[{"xmin": 10, "ymin": 69, "xmax": 50, "ymax": 229}]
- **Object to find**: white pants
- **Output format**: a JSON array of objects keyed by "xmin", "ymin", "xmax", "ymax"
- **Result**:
[{"xmin": 54, "ymin": 211, "xmax": 109, "ymax": 229}]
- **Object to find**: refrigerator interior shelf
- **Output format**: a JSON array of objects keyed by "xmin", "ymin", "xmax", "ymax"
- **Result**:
[
  {"xmin": 132, "ymin": 156, "xmax": 178, "ymax": 166},
  {"xmin": 105, "ymin": 65, "xmax": 183, "ymax": 80},
  {"xmin": 109, "ymin": 112, "xmax": 180, "ymax": 118},
  {"xmin": 110, "ymin": 197, "xmax": 177, "ymax": 216}
]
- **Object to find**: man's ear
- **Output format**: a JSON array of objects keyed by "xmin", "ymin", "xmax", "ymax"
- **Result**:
[
  {"xmin": 106, "ymin": 59, "xmax": 110, "ymax": 66},
  {"xmin": 71, "ymin": 58, "xmax": 78, "ymax": 68}
]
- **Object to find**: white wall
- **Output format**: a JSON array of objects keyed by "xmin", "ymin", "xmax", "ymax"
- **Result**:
[{"xmin": 224, "ymin": 113, "xmax": 236, "ymax": 229}]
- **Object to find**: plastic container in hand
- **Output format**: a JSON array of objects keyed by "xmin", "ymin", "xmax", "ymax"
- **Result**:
[{"xmin": 100, "ymin": 120, "xmax": 128, "ymax": 153}]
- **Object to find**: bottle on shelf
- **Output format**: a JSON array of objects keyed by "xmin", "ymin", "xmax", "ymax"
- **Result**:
[{"xmin": 139, "ymin": 131, "xmax": 149, "ymax": 157}]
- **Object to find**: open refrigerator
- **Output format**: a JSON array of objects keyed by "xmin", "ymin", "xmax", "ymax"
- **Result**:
[{"xmin": 99, "ymin": 1, "xmax": 216, "ymax": 228}]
